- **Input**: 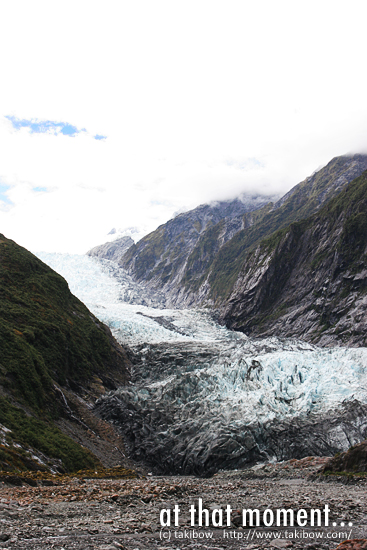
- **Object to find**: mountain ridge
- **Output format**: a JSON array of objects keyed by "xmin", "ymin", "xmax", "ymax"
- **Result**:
[
  {"xmin": 118, "ymin": 154, "xmax": 367, "ymax": 333},
  {"xmin": 120, "ymin": 195, "xmax": 279, "ymax": 302}
]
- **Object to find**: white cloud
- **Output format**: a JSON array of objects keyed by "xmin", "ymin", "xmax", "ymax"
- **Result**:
[{"xmin": 0, "ymin": 0, "xmax": 367, "ymax": 252}]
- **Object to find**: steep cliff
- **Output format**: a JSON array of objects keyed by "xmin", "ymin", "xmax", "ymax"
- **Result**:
[
  {"xmin": 0, "ymin": 235, "xmax": 132, "ymax": 472},
  {"xmin": 120, "ymin": 195, "xmax": 278, "ymax": 306},
  {"xmin": 221, "ymin": 169, "xmax": 367, "ymax": 346}
]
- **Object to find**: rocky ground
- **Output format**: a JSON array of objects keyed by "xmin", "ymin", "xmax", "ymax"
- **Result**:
[{"xmin": 0, "ymin": 458, "xmax": 366, "ymax": 550}]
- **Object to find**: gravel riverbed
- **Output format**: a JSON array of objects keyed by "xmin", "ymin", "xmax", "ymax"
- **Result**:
[{"xmin": 0, "ymin": 458, "xmax": 366, "ymax": 550}]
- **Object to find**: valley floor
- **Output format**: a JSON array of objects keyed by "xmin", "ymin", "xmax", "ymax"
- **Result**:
[{"xmin": 0, "ymin": 459, "xmax": 366, "ymax": 550}]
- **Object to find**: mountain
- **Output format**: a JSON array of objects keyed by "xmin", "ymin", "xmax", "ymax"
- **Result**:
[
  {"xmin": 87, "ymin": 236, "xmax": 134, "ymax": 262},
  {"xmin": 0, "ymin": 234, "xmax": 133, "ymax": 473},
  {"xmin": 120, "ymin": 194, "xmax": 279, "ymax": 305},
  {"xmin": 221, "ymin": 168, "xmax": 367, "ymax": 346},
  {"xmin": 120, "ymin": 155, "xmax": 367, "ymax": 307},
  {"xmin": 120, "ymin": 154, "xmax": 367, "ymax": 310},
  {"xmin": 204, "ymin": 154, "xmax": 367, "ymax": 305}
]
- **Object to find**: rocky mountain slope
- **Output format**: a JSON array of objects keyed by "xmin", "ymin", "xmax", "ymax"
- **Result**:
[
  {"xmin": 87, "ymin": 236, "xmax": 134, "ymax": 262},
  {"xmin": 120, "ymin": 154, "xmax": 367, "ymax": 312},
  {"xmin": 120, "ymin": 195, "xmax": 279, "ymax": 304},
  {"xmin": 0, "ymin": 234, "xmax": 133, "ymax": 473},
  {"xmin": 221, "ymin": 169, "xmax": 367, "ymax": 347}
]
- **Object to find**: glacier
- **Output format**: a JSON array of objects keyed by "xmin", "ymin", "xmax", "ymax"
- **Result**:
[{"xmin": 36, "ymin": 252, "xmax": 367, "ymax": 475}]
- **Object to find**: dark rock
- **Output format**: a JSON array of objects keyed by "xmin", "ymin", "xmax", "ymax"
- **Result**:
[{"xmin": 2, "ymin": 476, "xmax": 26, "ymax": 487}]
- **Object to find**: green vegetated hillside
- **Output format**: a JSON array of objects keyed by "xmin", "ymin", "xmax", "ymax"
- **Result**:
[
  {"xmin": 221, "ymin": 169, "xmax": 367, "ymax": 346},
  {"xmin": 0, "ymin": 234, "xmax": 130, "ymax": 473}
]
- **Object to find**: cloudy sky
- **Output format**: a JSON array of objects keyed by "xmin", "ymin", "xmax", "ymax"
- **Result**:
[{"xmin": 0, "ymin": 1, "xmax": 366, "ymax": 253}]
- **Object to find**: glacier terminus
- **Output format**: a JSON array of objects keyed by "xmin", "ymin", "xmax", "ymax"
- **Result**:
[{"xmin": 36, "ymin": 252, "xmax": 367, "ymax": 476}]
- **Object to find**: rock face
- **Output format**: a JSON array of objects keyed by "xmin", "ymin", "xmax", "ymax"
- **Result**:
[
  {"xmin": 120, "ymin": 195, "xmax": 279, "ymax": 307},
  {"xmin": 87, "ymin": 236, "xmax": 134, "ymax": 262},
  {"xmin": 120, "ymin": 154, "xmax": 367, "ymax": 313},
  {"xmin": 221, "ymin": 169, "xmax": 367, "ymax": 347}
]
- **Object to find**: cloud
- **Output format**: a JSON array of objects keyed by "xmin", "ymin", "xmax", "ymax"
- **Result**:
[
  {"xmin": 0, "ymin": 1, "xmax": 366, "ymax": 253},
  {"xmin": 6, "ymin": 116, "xmax": 80, "ymax": 137},
  {"xmin": 0, "ymin": 183, "xmax": 12, "ymax": 205},
  {"xmin": 6, "ymin": 116, "xmax": 107, "ymax": 141}
]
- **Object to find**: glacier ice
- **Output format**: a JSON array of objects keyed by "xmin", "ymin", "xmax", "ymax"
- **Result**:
[{"xmin": 36, "ymin": 252, "xmax": 367, "ymax": 474}]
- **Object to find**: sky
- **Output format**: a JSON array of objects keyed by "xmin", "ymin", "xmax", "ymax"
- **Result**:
[{"xmin": 0, "ymin": 0, "xmax": 366, "ymax": 253}]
